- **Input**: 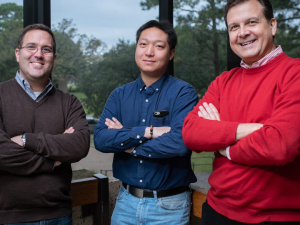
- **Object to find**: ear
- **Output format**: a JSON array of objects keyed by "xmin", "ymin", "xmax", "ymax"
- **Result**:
[
  {"xmin": 270, "ymin": 18, "xmax": 277, "ymax": 37},
  {"xmin": 169, "ymin": 48, "xmax": 175, "ymax": 60},
  {"xmin": 53, "ymin": 54, "xmax": 57, "ymax": 63},
  {"xmin": 15, "ymin": 48, "xmax": 20, "ymax": 62}
]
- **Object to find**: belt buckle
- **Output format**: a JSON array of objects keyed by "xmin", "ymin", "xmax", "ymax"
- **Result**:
[{"xmin": 129, "ymin": 185, "xmax": 145, "ymax": 198}]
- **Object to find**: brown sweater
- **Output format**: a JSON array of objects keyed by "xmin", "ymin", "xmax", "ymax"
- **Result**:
[{"xmin": 0, "ymin": 78, "xmax": 90, "ymax": 223}]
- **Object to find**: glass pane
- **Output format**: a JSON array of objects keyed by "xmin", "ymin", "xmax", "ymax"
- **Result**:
[
  {"xmin": 50, "ymin": 0, "xmax": 158, "ymax": 117},
  {"xmin": 0, "ymin": 0, "xmax": 23, "ymax": 82}
]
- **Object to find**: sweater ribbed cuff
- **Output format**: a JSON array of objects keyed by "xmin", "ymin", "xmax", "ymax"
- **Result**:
[{"xmin": 24, "ymin": 133, "xmax": 39, "ymax": 152}]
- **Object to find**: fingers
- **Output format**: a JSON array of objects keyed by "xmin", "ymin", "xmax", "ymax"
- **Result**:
[
  {"xmin": 124, "ymin": 148, "xmax": 134, "ymax": 154},
  {"xmin": 54, "ymin": 161, "xmax": 61, "ymax": 167},
  {"xmin": 112, "ymin": 117, "xmax": 123, "ymax": 128},
  {"xmin": 198, "ymin": 102, "xmax": 220, "ymax": 121},
  {"xmin": 105, "ymin": 117, "xmax": 123, "ymax": 129},
  {"xmin": 207, "ymin": 103, "xmax": 220, "ymax": 121},
  {"xmin": 199, "ymin": 105, "xmax": 210, "ymax": 119},
  {"xmin": 218, "ymin": 149, "xmax": 227, "ymax": 157},
  {"xmin": 63, "ymin": 127, "xmax": 74, "ymax": 134}
]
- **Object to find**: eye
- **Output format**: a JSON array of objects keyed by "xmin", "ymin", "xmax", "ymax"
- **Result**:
[
  {"xmin": 249, "ymin": 21, "xmax": 257, "ymax": 25},
  {"xmin": 156, "ymin": 45, "xmax": 163, "ymax": 48},
  {"xmin": 26, "ymin": 45, "xmax": 36, "ymax": 50},
  {"xmin": 230, "ymin": 25, "xmax": 238, "ymax": 31},
  {"xmin": 139, "ymin": 42, "xmax": 146, "ymax": 47},
  {"xmin": 42, "ymin": 47, "xmax": 52, "ymax": 53}
]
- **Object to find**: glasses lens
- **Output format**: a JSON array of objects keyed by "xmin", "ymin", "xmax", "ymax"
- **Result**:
[{"xmin": 26, "ymin": 46, "xmax": 36, "ymax": 52}]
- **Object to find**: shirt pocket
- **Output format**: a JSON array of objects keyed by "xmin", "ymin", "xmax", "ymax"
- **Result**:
[{"xmin": 152, "ymin": 116, "xmax": 170, "ymax": 127}]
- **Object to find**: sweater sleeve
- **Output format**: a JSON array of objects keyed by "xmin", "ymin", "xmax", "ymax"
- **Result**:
[
  {"xmin": 182, "ymin": 73, "xmax": 240, "ymax": 153},
  {"xmin": 0, "ymin": 115, "xmax": 54, "ymax": 175},
  {"xmin": 229, "ymin": 65, "xmax": 300, "ymax": 166},
  {"xmin": 25, "ymin": 95, "xmax": 90, "ymax": 163}
]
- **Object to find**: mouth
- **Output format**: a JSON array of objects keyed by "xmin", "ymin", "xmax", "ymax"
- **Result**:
[
  {"xmin": 31, "ymin": 62, "xmax": 44, "ymax": 66},
  {"xmin": 143, "ymin": 60, "xmax": 155, "ymax": 63},
  {"xmin": 240, "ymin": 40, "xmax": 256, "ymax": 46}
]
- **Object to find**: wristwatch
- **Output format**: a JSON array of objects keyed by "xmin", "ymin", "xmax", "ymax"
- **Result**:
[{"xmin": 21, "ymin": 134, "xmax": 26, "ymax": 147}]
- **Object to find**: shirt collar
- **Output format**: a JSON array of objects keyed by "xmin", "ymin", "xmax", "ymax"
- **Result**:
[
  {"xmin": 240, "ymin": 45, "xmax": 283, "ymax": 69},
  {"xmin": 15, "ymin": 71, "xmax": 53, "ymax": 88},
  {"xmin": 138, "ymin": 73, "xmax": 169, "ymax": 93},
  {"xmin": 15, "ymin": 71, "xmax": 53, "ymax": 102}
]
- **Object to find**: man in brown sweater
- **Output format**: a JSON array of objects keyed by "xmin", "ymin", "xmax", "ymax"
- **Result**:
[{"xmin": 0, "ymin": 24, "xmax": 90, "ymax": 224}]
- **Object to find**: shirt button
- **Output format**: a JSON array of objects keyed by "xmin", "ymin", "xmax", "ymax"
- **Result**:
[
  {"xmin": 156, "ymin": 88, "xmax": 159, "ymax": 91},
  {"xmin": 137, "ymin": 135, "xmax": 140, "ymax": 139},
  {"xmin": 140, "ymin": 180, "xmax": 143, "ymax": 183},
  {"xmin": 149, "ymin": 154, "xmax": 151, "ymax": 157},
  {"xmin": 139, "ymin": 140, "xmax": 142, "ymax": 143},
  {"xmin": 133, "ymin": 150, "xmax": 136, "ymax": 153},
  {"xmin": 120, "ymin": 143, "xmax": 123, "ymax": 146},
  {"xmin": 140, "ymin": 160, "xmax": 143, "ymax": 163},
  {"xmin": 134, "ymin": 155, "xmax": 137, "ymax": 157},
  {"xmin": 140, "ymin": 88, "xmax": 142, "ymax": 91},
  {"xmin": 142, "ymin": 119, "xmax": 145, "ymax": 122},
  {"xmin": 145, "ymin": 99, "xmax": 148, "ymax": 102}
]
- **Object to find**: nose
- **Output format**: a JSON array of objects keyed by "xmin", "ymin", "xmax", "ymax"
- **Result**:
[
  {"xmin": 238, "ymin": 26, "xmax": 250, "ymax": 38},
  {"xmin": 145, "ymin": 45, "xmax": 154, "ymax": 57},
  {"xmin": 33, "ymin": 47, "xmax": 44, "ymax": 58}
]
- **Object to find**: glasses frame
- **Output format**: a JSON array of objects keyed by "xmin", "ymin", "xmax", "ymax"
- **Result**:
[{"xmin": 19, "ymin": 45, "xmax": 54, "ymax": 56}]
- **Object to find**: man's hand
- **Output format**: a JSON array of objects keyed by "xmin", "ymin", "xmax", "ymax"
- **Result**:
[
  {"xmin": 63, "ymin": 127, "xmax": 74, "ymax": 134},
  {"xmin": 55, "ymin": 127, "xmax": 74, "ymax": 166},
  {"xmin": 11, "ymin": 135, "xmax": 23, "ymax": 147},
  {"xmin": 198, "ymin": 103, "xmax": 228, "ymax": 157},
  {"xmin": 54, "ymin": 161, "xmax": 61, "ymax": 167},
  {"xmin": 144, "ymin": 126, "xmax": 171, "ymax": 139},
  {"xmin": 125, "ymin": 147, "xmax": 134, "ymax": 154},
  {"xmin": 235, "ymin": 123, "xmax": 263, "ymax": 140},
  {"xmin": 198, "ymin": 102, "xmax": 220, "ymax": 121},
  {"xmin": 218, "ymin": 149, "xmax": 227, "ymax": 157},
  {"xmin": 105, "ymin": 117, "xmax": 123, "ymax": 129}
]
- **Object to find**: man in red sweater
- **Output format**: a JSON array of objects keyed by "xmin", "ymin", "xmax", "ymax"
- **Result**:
[{"xmin": 183, "ymin": 0, "xmax": 300, "ymax": 224}]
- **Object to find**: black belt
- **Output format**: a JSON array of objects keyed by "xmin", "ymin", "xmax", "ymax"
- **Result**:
[{"xmin": 122, "ymin": 182, "xmax": 190, "ymax": 198}]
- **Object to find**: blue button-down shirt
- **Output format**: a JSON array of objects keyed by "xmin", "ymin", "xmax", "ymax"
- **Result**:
[{"xmin": 94, "ymin": 74, "xmax": 198, "ymax": 190}]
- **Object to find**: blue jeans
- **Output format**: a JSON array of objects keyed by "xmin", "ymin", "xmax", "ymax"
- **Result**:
[
  {"xmin": 111, "ymin": 185, "xmax": 191, "ymax": 225},
  {"xmin": 5, "ymin": 215, "xmax": 72, "ymax": 225}
]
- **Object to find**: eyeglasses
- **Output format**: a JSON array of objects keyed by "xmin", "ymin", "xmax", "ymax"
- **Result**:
[{"xmin": 19, "ymin": 45, "xmax": 54, "ymax": 56}]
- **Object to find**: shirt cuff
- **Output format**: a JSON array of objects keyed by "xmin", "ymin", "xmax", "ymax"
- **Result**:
[
  {"xmin": 130, "ymin": 126, "xmax": 147, "ymax": 140},
  {"xmin": 226, "ymin": 146, "xmax": 231, "ymax": 160}
]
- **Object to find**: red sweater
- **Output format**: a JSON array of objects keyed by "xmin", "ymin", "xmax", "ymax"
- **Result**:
[{"xmin": 183, "ymin": 53, "xmax": 300, "ymax": 223}]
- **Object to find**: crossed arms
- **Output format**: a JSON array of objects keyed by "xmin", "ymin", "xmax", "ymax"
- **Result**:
[
  {"xmin": 94, "ymin": 85, "xmax": 198, "ymax": 158},
  {"xmin": 197, "ymin": 102, "xmax": 263, "ymax": 157},
  {"xmin": 183, "ymin": 68, "xmax": 300, "ymax": 166},
  {"xmin": 0, "ymin": 96, "xmax": 90, "ymax": 175}
]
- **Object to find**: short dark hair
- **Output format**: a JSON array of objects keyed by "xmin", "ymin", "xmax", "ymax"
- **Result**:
[
  {"xmin": 18, "ymin": 24, "xmax": 56, "ymax": 55},
  {"xmin": 224, "ymin": 0, "xmax": 274, "ymax": 27},
  {"xmin": 136, "ymin": 20, "xmax": 177, "ymax": 51}
]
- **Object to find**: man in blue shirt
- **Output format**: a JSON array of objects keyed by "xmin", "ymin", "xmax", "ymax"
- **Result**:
[{"xmin": 94, "ymin": 20, "xmax": 197, "ymax": 225}]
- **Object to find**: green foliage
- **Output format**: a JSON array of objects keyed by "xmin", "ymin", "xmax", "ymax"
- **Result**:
[
  {"xmin": 1, "ymin": 1, "xmax": 300, "ymax": 117},
  {"xmin": 79, "ymin": 40, "xmax": 140, "ymax": 116},
  {"xmin": 141, "ymin": 0, "xmax": 227, "ymax": 96},
  {"xmin": 0, "ymin": 3, "xmax": 23, "ymax": 82},
  {"xmin": 52, "ymin": 19, "xmax": 106, "ymax": 87},
  {"xmin": 140, "ymin": 0, "xmax": 300, "ymax": 96},
  {"xmin": 272, "ymin": 0, "xmax": 300, "ymax": 58}
]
